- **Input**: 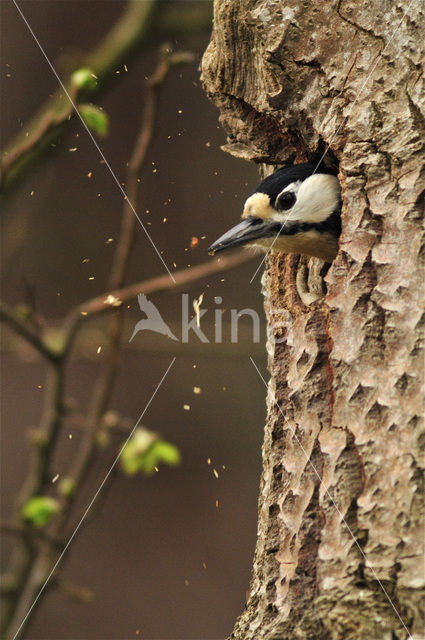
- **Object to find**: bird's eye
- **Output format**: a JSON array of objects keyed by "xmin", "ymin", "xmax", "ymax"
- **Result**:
[{"xmin": 276, "ymin": 191, "xmax": 296, "ymax": 211}]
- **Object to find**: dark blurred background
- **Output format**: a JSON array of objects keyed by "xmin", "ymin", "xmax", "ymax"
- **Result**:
[{"xmin": 1, "ymin": 2, "xmax": 268, "ymax": 638}]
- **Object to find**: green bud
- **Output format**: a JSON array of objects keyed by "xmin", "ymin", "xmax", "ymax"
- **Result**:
[
  {"xmin": 16, "ymin": 304, "xmax": 32, "ymax": 320},
  {"xmin": 58, "ymin": 477, "xmax": 75, "ymax": 498},
  {"xmin": 43, "ymin": 328, "xmax": 65, "ymax": 356},
  {"xmin": 70, "ymin": 68, "xmax": 98, "ymax": 91},
  {"xmin": 96, "ymin": 430, "xmax": 110, "ymax": 448},
  {"xmin": 102, "ymin": 410, "xmax": 120, "ymax": 430},
  {"xmin": 78, "ymin": 104, "xmax": 109, "ymax": 137}
]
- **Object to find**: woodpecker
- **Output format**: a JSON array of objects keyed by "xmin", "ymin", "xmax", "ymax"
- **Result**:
[{"xmin": 208, "ymin": 163, "xmax": 341, "ymax": 263}]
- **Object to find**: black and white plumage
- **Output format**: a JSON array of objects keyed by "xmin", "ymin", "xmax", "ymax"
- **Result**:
[{"xmin": 208, "ymin": 163, "xmax": 341, "ymax": 263}]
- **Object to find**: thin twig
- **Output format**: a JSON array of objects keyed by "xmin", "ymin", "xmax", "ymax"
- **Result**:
[
  {"xmin": 62, "ymin": 47, "xmax": 197, "ymax": 504},
  {"xmin": 66, "ymin": 414, "xmax": 134, "ymax": 435},
  {"xmin": 1, "ymin": 0, "xmax": 158, "ymax": 191},
  {"xmin": 0, "ymin": 46, "xmax": 213, "ymax": 640},
  {"xmin": 0, "ymin": 0, "xmax": 212, "ymax": 191},
  {"xmin": 0, "ymin": 303, "xmax": 60, "ymax": 363},
  {"xmin": 1, "ymin": 523, "xmax": 64, "ymax": 552},
  {"xmin": 56, "ymin": 579, "xmax": 94, "ymax": 603},
  {"xmin": 1, "ymin": 252, "xmax": 253, "ymax": 360},
  {"xmin": 63, "ymin": 251, "xmax": 252, "ymax": 351}
]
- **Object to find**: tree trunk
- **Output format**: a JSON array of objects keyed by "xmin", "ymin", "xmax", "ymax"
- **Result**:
[{"xmin": 201, "ymin": 2, "xmax": 424, "ymax": 639}]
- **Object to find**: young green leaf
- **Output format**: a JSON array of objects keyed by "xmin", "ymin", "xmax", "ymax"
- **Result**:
[
  {"xmin": 21, "ymin": 496, "xmax": 60, "ymax": 527},
  {"xmin": 78, "ymin": 104, "xmax": 109, "ymax": 137},
  {"xmin": 120, "ymin": 428, "xmax": 180, "ymax": 476},
  {"xmin": 151, "ymin": 441, "xmax": 181, "ymax": 467},
  {"xmin": 120, "ymin": 428, "xmax": 157, "ymax": 476}
]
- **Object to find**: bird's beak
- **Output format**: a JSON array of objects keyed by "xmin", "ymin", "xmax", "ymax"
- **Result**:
[{"xmin": 208, "ymin": 216, "xmax": 275, "ymax": 255}]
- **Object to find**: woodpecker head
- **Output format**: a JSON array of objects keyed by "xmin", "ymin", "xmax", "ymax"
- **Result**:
[{"xmin": 208, "ymin": 163, "xmax": 341, "ymax": 263}]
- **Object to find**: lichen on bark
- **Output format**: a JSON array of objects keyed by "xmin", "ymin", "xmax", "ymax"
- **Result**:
[{"xmin": 201, "ymin": 1, "xmax": 425, "ymax": 638}]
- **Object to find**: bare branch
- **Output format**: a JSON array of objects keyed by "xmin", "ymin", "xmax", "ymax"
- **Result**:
[
  {"xmin": 0, "ymin": 44, "xmax": 222, "ymax": 639},
  {"xmin": 0, "ymin": 302, "xmax": 60, "ymax": 363},
  {"xmin": 0, "ymin": 523, "xmax": 64, "ymax": 552},
  {"xmin": 76, "ymin": 252, "xmax": 252, "ymax": 323},
  {"xmin": 0, "ymin": 0, "xmax": 212, "ymax": 191},
  {"xmin": 56, "ymin": 579, "xmax": 94, "ymax": 603}
]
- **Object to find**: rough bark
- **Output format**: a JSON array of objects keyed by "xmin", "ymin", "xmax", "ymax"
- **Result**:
[{"xmin": 201, "ymin": 1, "xmax": 424, "ymax": 639}]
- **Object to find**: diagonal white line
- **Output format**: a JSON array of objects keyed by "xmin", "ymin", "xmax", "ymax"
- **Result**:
[
  {"xmin": 249, "ymin": 206, "xmax": 295, "ymax": 283},
  {"xmin": 11, "ymin": 357, "xmax": 176, "ymax": 640},
  {"xmin": 250, "ymin": 357, "xmax": 413, "ymax": 639},
  {"xmin": 12, "ymin": 0, "xmax": 176, "ymax": 284},
  {"xmin": 249, "ymin": 0, "xmax": 416, "ymax": 283}
]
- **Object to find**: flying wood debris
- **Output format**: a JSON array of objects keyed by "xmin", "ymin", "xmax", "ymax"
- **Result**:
[
  {"xmin": 103, "ymin": 295, "xmax": 122, "ymax": 307},
  {"xmin": 193, "ymin": 293, "xmax": 204, "ymax": 329}
]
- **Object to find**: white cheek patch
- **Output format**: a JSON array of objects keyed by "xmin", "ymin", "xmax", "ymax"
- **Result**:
[
  {"xmin": 270, "ymin": 211, "xmax": 292, "ymax": 224},
  {"xmin": 242, "ymin": 193, "xmax": 275, "ymax": 220},
  {"xmin": 291, "ymin": 174, "xmax": 340, "ymax": 224}
]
